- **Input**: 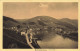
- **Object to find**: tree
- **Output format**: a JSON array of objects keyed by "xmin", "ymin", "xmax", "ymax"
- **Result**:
[{"xmin": 17, "ymin": 25, "xmax": 20, "ymax": 29}]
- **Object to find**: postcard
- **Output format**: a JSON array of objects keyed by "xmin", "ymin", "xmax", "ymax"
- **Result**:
[{"xmin": 0, "ymin": 0, "xmax": 79, "ymax": 51}]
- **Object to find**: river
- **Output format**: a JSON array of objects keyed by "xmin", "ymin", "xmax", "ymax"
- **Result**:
[{"xmin": 37, "ymin": 34, "xmax": 78, "ymax": 49}]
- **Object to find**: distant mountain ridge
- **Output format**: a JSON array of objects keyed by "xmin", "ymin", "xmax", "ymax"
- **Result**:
[
  {"xmin": 3, "ymin": 16, "xmax": 78, "ymax": 31},
  {"xmin": 59, "ymin": 18, "xmax": 78, "ymax": 27},
  {"xmin": 22, "ymin": 16, "xmax": 78, "ymax": 31}
]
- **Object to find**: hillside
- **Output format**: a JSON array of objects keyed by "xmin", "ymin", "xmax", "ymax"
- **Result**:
[
  {"xmin": 3, "ymin": 16, "xmax": 78, "ymax": 41},
  {"xmin": 59, "ymin": 18, "xmax": 78, "ymax": 29},
  {"xmin": 23, "ymin": 16, "xmax": 78, "ymax": 31},
  {"xmin": 3, "ymin": 16, "xmax": 20, "ymax": 28},
  {"xmin": 3, "ymin": 16, "xmax": 78, "ymax": 48}
]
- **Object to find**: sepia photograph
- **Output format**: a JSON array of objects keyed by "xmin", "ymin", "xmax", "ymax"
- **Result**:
[{"xmin": 3, "ymin": 2, "xmax": 78, "ymax": 49}]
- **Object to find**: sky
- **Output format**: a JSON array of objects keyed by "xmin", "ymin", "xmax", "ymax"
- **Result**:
[{"xmin": 3, "ymin": 2, "xmax": 78, "ymax": 19}]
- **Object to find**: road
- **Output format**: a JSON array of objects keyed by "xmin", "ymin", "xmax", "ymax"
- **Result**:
[{"xmin": 25, "ymin": 34, "xmax": 35, "ymax": 49}]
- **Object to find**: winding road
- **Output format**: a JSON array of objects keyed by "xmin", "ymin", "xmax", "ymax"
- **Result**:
[{"xmin": 25, "ymin": 34, "xmax": 35, "ymax": 49}]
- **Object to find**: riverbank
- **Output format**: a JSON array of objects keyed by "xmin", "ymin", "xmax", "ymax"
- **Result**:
[{"xmin": 37, "ymin": 34, "xmax": 78, "ymax": 49}]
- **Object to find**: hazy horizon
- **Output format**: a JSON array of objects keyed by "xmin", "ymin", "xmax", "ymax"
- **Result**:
[
  {"xmin": 3, "ymin": 15, "xmax": 78, "ymax": 20},
  {"xmin": 3, "ymin": 2, "xmax": 78, "ymax": 19}
]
